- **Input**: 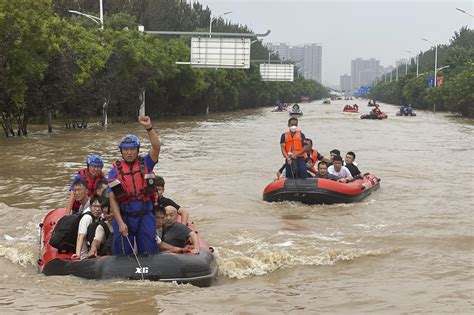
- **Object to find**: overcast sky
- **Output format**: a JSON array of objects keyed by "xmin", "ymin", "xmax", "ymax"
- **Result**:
[{"xmin": 197, "ymin": 0, "xmax": 473, "ymax": 87}]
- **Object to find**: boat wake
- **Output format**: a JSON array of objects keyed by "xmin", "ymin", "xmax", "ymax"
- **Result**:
[{"xmin": 215, "ymin": 232, "xmax": 392, "ymax": 279}]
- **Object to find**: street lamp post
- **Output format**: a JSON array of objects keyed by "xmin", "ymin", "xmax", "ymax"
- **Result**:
[
  {"xmin": 396, "ymin": 64, "xmax": 399, "ymax": 81},
  {"xmin": 99, "ymin": 0, "xmax": 104, "ymax": 30},
  {"xmin": 406, "ymin": 49, "xmax": 419, "ymax": 78},
  {"xmin": 69, "ymin": 1, "xmax": 105, "ymax": 125},
  {"xmin": 421, "ymin": 38, "xmax": 438, "ymax": 87},
  {"xmin": 209, "ymin": 11, "xmax": 232, "ymax": 37},
  {"xmin": 456, "ymin": 7, "xmax": 474, "ymax": 17},
  {"xmin": 68, "ymin": 0, "xmax": 104, "ymax": 29}
]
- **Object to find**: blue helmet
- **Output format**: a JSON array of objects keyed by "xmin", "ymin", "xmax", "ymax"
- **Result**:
[
  {"xmin": 119, "ymin": 134, "xmax": 140, "ymax": 149},
  {"xmin": 87, "ymin": 154, "xmax": 104, "ymax": 168}
]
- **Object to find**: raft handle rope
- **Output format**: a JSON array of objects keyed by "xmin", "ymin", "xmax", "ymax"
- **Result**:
[
  {"xmin": 124, "ymin": 235, "xmax": 145, "ymax": 281},
  {"xmin": 288, "ymin": 158, "xmax": 300, "ymax": 197}
]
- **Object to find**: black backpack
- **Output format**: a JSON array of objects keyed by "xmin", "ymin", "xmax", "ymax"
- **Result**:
[{"xmin": 49, "ymin": 212, "xmax": 93, "ymax": 252}]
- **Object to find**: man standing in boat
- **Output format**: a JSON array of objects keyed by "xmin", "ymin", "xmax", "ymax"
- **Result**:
[
  {"xmin": 280, "ymin": 117, "xmax": 311, "ymax": 179},
  {"xmin": 108, "ymin": 116, "xmax": 161, "ymax": 255}
]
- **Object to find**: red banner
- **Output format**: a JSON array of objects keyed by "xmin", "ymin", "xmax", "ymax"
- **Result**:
[{"xmin": 436, "ymin": 76, "xmax": 444, "ymax": 86}]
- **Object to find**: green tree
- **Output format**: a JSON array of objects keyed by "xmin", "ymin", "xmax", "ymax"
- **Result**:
[{"xmin": 0, "ymin": 0, "xmax": 58, "ymax": 136}]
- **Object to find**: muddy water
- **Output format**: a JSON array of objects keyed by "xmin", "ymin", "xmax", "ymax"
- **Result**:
[{"xmin": 1, "ymin": 100, "xmax": 473, "ymax": 313}]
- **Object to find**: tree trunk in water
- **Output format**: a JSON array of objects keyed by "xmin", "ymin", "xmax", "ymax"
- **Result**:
[
  {"xmin": 1, "ymin": 112, "xmax": 15, "ymax": 137},
  {"xmin": 47, "ymin": 110, "xmax": 52, "ymax": 133},
  {"xmin": 16, "ymin": 113, "xmax": 28, "ymax": 136}
]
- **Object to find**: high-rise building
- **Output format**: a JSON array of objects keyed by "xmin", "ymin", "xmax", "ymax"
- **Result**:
[
  {"xmin": 351, "ymin": 58, "xmax": 381, "ymax": 92},
  {"xmin": 266, "ymin": 43, "xmax": 290, "ymax": 60},
  {"xmin": 340, "ymin": 74, "xmax": 351, "ymax": 93},
  {"xmin": 267, "ymin": 42, "xmax": 322, "ymax": 83},
  {"xmin": 303, "ymin": 43, "xmax": 322, "ymax": 83}
]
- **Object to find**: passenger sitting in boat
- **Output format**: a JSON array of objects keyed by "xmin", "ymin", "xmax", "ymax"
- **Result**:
[
  {"xmin": 371, "ymin": 105, "xmax": 382, "ymax": 115},
  {"xmin": 328, "ymin": 155, "xmax": 353, "ymax": 183},
  {"xmin": 154, "ymin": 207, "xmax": 188, "ymax": 253},
  {"xmin": 162, "ymin": 207, "xmax": 200, "ymax": 254},
  {"xmin": 305, "ymin": 139, "xmax": 331, "ymax": 164},
  {"xmin": 275, "ymin": 99, "xmax": 283, "ymax": 111},
  {"xmin": 95, "ymin": 180, "xmax": 109, "ymax": 197},
  {"xmin": 280, "ymin": 117, "xmax": 311, "ymax": 179},
  {"xmin": 305, "ymin": 158, "xmax": 317, "ymax": 177},
  {"xmin": 328, "ymin": 149, "xmax": 341, "ymax": 167},
  {"xmin": 72, "ymin": 194, "xmax": 103, "ymax": 260},
  {"xmin": 276, "ymin": 164, "xmax": 286, "ymax": 179},
  {"xmin": 344, "ymin": 151, "xmax": 361, "ymax": 177},
  {"xmin": 314, "ymin": 161, "xmax": 339, "ymax": 180},
  {"xmin": 407, "ymin": 104, "xmax": 413, "ymax": 115},
  {"xmin": 65, "ymin": 154, "xmax": 105, "ymax": 215},
  {"xmin": 399, "ymin": 105, "xmax": 406, "ymax": 115},
  {"xmin": 72, "ymin": 179, "xmax": 91, "ymax": 215},
  {"xmin": 154, "ymin": 176, "xmax": 189, "ymax": 225},
  {"xmin": 87, "ymin": 197, "xmax": 113, "ymax": 257}
]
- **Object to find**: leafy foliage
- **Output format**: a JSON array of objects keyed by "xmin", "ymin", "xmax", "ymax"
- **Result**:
[
  {"xmin": 371, "ymin": 27, "xmax": 473, "ymax": 117},
  {"xmin": 0, "ymin": 0, "xmax": 329, "ymax": 136}
]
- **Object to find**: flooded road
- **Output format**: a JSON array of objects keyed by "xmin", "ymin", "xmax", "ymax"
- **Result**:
[{"xmin": 1, "ymin": 99, "xmax": 473, "ymax": 313}]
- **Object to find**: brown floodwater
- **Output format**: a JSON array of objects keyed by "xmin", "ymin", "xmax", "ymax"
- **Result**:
[{"xmin": 1, "ymin": 99, "xmax": 473, "ymax": 313}]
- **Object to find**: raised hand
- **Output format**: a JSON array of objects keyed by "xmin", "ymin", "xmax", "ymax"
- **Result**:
[{"xmin": 138, "ymin": 116, "xmax": 152, "ymax": 129}]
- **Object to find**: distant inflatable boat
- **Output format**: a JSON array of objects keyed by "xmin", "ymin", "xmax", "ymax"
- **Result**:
[
  {"xmin": 343, "ymin": 105, "xmax": 359, "ymax": 113},
  {"xmin": 360, "ymin": 113, "xmax": 388, "ymax": 119},
  {"xmin": 396, "ymin": 112, "xmax": 416, "ymax": 116},
  {"xmin": 289, "ymin": 104, "xmax": 303, "ymax": 116},
  {"xmin": 38, "ymin": 208, "xmax": 218, "ymax": 287},
  {"xmin": 263, "ymin": 174, "xmax": 380, "ymax": 205}
]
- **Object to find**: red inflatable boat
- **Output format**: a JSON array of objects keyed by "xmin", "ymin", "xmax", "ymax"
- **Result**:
[
  {"xmin": 343, "ymin": 104, "xmax": 359, "ymax": 113},
  {"xmin": 38, "ymin": 208, "xmax": 218, "ymax": 287},
  {"xmin": 263, "ymin": 174, "xmax": 380, "ymax": 204}
]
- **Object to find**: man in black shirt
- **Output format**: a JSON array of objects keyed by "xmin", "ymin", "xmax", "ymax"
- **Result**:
[
  {"xmin": 344, "ymin": 151, "xmax": 361, "ymax": 177},
  {"xmin": 162, "ymin": 207, "xmax": 200, "ymax": 254},
  {"xmin": 155, "ymin": 176, "xmax": 189, "ymax": 224},
  {"xmin": 327, "ymin": 149, "xmax": 341, "ymax": 167}
]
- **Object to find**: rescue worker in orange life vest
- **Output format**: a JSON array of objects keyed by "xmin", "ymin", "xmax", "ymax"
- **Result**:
[
  {"xmin": 280, "ymin": 117, "xmax": 311, "ymax": 179},
  {"xmin": 65, "ymin": 155, "xmax": 105, "ymax": 215},
  {"xmin": 108, "ymin": 116, "xmax": 161, "ymax": 255}
]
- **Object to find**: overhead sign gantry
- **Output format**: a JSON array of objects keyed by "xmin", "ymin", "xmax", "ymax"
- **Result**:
[{"xmin": 144, "ymin": 29, "xmax": 271, "ymax": 70}]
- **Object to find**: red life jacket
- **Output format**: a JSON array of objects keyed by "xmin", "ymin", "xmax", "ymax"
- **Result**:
[
  {"xmin": 110, "ymin": 157, "xmax": 155, "ymax": 203},
  {"xmin": 78, "ymin": 168, "xmax": 104, "ymax": 197},
  {"xmin": 72, "ymin": 169, "xmax": 104, "ymax": 212},
  {"xmin": 284, "ymin": 131, "xmax": 305, "ymax": 157}
]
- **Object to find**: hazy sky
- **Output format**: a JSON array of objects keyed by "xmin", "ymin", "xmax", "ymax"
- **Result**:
[{"xmin": 197, "ymin": 0, "xmax": 473, "ymax": 86}]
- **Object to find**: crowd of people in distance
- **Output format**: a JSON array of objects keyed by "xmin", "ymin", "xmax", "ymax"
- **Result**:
[
  {"xmin": 60, "ymin": 116, "xmax": 199, "ymax": 261},
  {"xmin": 277, "ymin": 117, "xmax": 362, "ymax": 182}
]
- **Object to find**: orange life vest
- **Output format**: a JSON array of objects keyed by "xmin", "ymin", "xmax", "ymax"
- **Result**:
[
  {"xmin": 284, "ymin": 131, "xmax": 305, "ymax": 157},
  {"xmin": 110, "ymin": 157, "xmax": 155, "ymax": 203},
  {"xmin": 307, "ymin": 149, "xmax": 319, "ymax": 163}
]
